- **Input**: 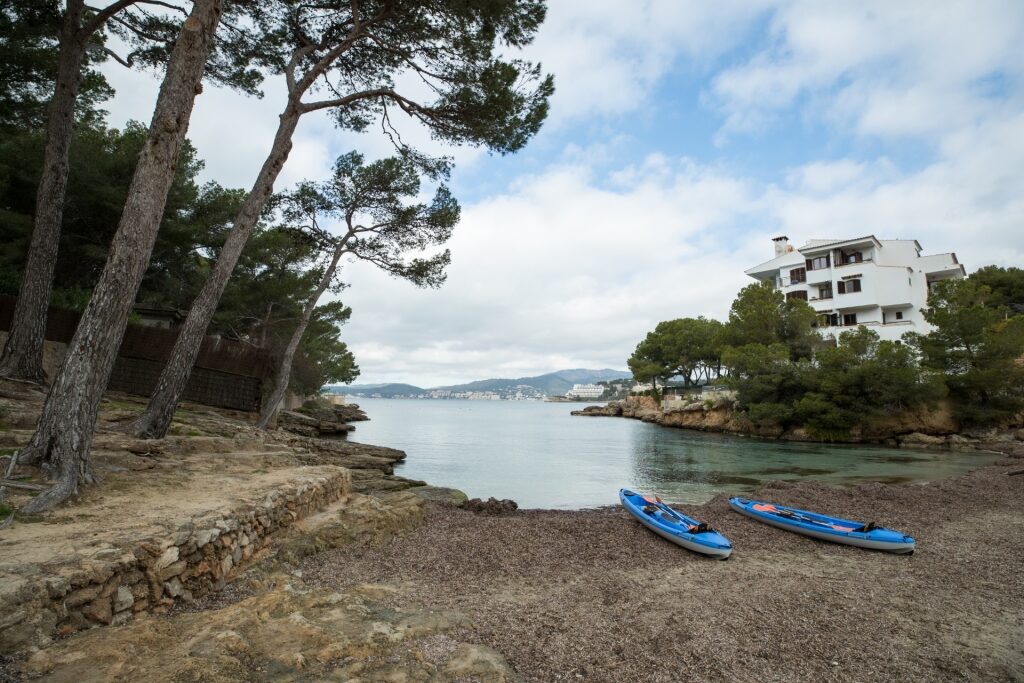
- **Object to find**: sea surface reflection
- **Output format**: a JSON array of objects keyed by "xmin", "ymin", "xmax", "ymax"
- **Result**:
[{"xmin": 347, "ymin": 398, "xmax": 998, "ymax": 509}]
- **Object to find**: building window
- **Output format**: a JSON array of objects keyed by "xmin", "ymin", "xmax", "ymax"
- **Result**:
[
  {"xmin": 839, "ymin": 251, "xmax": 863, "ymax": 265},
  {"xmin": 789, "ymin": 267, "xmax": 806, "ymax": 283},
  {"xmin": 895, "ymin": 311, "xmax": 903, "ymax": 320},
  {"xmin": 786, "ymin": 290, "xmax": 808, "ymax": 302},
  {"xmin": 806, "ymin": 255, "xmax": 830, "ymax": 271},
  {"xmin": 818, "ymin": 283, "xmax": 833, "ymax": 300},
  {"xmin": 843, "ymin": 313, "xmax": 858, "ymax": 326},
  {"xmin": 837, "ymin": 279, "xmax": 861, "ymax": 294},
  {"xmin": 818, "ymin": 313, "xmax": 838, "ymax": 327}
]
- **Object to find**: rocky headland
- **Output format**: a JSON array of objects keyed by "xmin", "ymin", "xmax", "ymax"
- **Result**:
[{"xmin": 574, "ymin": 396, "xmax": 1024, "ymax": 450}]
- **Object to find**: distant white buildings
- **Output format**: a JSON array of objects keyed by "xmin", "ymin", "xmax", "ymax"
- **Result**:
[
  {"xmin": 745, "ymin": 235, "xmax": 965, "ymax": 342},
  {"xmin": 566, "ymin": 383, "xmax": 606, "ymax": 399}
]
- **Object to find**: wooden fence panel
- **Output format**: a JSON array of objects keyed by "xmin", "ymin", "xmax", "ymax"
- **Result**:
[{"xmin": 0, "ymin": 295, "xmax": 271, "ymax": 411}]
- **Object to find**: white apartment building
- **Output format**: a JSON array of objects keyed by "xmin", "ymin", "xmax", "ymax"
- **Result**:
[
  {"xmin": 566, "ymin": 383, "xmax": 606, "ymax": 399},
  {"xmin": 745, "ymin": 235, "xmax": 965, "ymax": 342}
]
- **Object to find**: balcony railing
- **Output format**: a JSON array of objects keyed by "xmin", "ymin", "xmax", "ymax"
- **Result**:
[{"xmin": 836, "ymin": 258, "xmax": 872, "ymax": 268}]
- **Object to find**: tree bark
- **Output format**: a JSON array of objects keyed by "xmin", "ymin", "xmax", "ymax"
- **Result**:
[
  {"xmin": 126, "ymin": 106, "xmax": 301, "ymax": 439},
  {"xmin": 17, "ymin": 0, "xmax": 223, "ymax": 513},
  {"xmin": 0, "ymin": 1, "xmax": 88, "ymax": 383},
  {"xmin": 257, "ymin": 245, "xmax": 344, "ymax": 429}
]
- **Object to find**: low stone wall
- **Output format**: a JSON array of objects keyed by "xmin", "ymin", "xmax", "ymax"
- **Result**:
[{"xmin": 1, "ymin": 467, "xmax": 351, "ymax": 652}]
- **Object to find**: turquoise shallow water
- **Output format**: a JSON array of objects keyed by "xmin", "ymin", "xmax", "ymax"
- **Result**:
[{"xmin": 348, "ymin": 398, "xmax": 998, "ymax": 509}]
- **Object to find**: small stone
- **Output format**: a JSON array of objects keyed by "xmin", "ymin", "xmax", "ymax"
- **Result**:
[
  {"xmin": 45, "ymin": 577, "xmax": 72, "ymax": 600},
  {"xmin": 81, "ymin": 596, "xmax": 113, "ymax": 625},
  {"xmin": 64, "ymin": 585, "xmax": 102, "ymax": 608},
  {"xmin": 220, "ymin": 555, "xmax": 233, "ymax": 576},
  {"xmin": 193, "ymin": 528, "xmax": 220, "ymax": 548},
  {"xmin": 158, "ymin": 560, "xmax": 188, "ymax": 581},
  {"xmin": 113, "ymin": 586, "xmax": 134, "ymax": 612},
  {"xmin": 152, "ymin": 547, "xmax": 179, "ymax": 573},
  {"xmin": 163, "ymin": 577, "xmax": 184, "ymax": 598}
]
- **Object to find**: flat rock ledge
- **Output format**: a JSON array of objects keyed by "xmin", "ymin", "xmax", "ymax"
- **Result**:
[
  {"xmin": 0, "ymin": 467, "xmax": 351, "ymax": 653},
  {"xmin": 20, "ymin": 581, "xmax": 518, "ymax": 683}
]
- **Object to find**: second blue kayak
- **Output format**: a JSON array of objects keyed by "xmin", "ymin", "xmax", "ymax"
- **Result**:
[
  {"xmin": 729, "ymin": 497, "xmax": 915, "ymax": 554},
  {"xmin": 620, "ymin": 489, "xmax": 733, "ymax": 559}
]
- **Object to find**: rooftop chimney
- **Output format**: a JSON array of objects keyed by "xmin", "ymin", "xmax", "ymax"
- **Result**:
[{"xmin": 772, "ymin": 235, "xmax": 790, "ymax": 257}]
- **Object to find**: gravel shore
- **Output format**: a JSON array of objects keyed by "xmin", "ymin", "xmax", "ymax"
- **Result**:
[{"xmin": 301, "ymin": 458, "xmax": 1024, "ymax": 682}]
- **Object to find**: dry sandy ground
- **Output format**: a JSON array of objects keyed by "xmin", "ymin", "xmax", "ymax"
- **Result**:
[{"xmin": 300, "ymin": 461, "xmax": 1024, "ymax": 683}]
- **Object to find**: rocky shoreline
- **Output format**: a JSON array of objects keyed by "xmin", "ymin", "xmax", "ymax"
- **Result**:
[{"xmin": 573, "ymin": 396, "xmax": 1024, "ymax": 450}]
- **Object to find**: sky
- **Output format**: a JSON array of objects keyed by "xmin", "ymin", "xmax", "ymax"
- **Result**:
[{"xmin": 99, "ymin": 0, "xmax": 1024, "ymax": 388}]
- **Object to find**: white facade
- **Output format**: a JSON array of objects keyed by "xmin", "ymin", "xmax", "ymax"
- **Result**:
[
  {"xmin": 566, "ymin": 383, "xmax": 606, "ymax": 399},
  {"xmin": 745, "ymin": 235, "xmax": 965, "ymax": 342}
]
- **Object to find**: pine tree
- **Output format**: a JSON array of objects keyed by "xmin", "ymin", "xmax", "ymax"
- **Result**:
[{"xmin": 127, "ymin": 0, "xmax": 553, "ymax": 439}]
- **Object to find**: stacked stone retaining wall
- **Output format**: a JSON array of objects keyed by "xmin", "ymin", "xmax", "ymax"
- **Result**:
[{"xmin": 0, "ymin": 467, "xmax": 351, "ymax": 652}]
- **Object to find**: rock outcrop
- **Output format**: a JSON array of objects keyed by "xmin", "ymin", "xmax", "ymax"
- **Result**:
[
  {"xmin": 575, "ymin": 396, "xmax": 1023, "ymax": 448},
  {"xmin": 276, "ymin": 400, "xmax": 370, "ymax": 438}
]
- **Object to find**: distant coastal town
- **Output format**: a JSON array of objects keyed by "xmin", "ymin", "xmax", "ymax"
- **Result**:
[{"xmin": 327, "ymin": 376, "xmax": 634, "ymax": 402}]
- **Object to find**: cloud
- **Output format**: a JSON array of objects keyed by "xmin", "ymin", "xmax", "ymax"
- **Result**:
[
  {"xmin": 708, "ymin": 0, "xmax": 1024, "ymax": 142},
  {"xmin": 336, "ymin": 153, "xmax": 764, "ymax": 387},
  {"xmin": 524, "ymin": 1, "xmax": 771, "ymax": 125}
]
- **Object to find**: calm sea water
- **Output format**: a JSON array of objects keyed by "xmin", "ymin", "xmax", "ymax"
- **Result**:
[{"xmin": 348, "ymin": 398, "xmax": 997, "ymax": 509}]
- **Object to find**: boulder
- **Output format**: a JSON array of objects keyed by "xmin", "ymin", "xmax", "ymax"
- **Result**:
[
  {"xmin": 464, "ymin": 497, "xmax": 518, "ymax": 515},
  {"xmin": 408, "ymin": 485, "xmax": 469, "ymax": 506},
  {"xmin": 898, "ymin": 432, "xmax": 948, "ymax": 448}
]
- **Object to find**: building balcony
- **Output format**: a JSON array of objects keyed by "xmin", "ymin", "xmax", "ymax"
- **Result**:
[{"xmin": 805, "ymin": 268, "xmax": 832, "ymax": 285}]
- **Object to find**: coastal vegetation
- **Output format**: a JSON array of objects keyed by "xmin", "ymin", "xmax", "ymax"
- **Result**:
[
  {"xmin": 0, "ymin": 0, "xmax": 553, "ymax": 512},
  {"xmin": 628, "ymin": 268, "xmax": 1024, "ymax": 438}
]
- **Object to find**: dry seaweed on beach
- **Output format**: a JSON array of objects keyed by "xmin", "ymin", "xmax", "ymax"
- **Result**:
[{"xmin": 300, "ymin": 462, "xmax": 1024, "ymax": 682}]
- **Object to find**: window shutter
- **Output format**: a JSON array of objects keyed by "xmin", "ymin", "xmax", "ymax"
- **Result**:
[
  {"xmin": 837, "ymin": 281, "xmax": 845, "ymax": 294},
  {"xmin": 805, "ymin": 258, "xmax": 812, "ymax": 271}
]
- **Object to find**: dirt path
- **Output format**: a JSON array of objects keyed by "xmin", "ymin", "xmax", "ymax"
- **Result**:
[{"xmin": 301, "ymin": 462, "xmax": 1024, "ymax": 682}]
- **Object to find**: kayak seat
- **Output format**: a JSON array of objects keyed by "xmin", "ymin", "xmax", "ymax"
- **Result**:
[
  {"xmin": 642, "ymin": 505, "xmax": 659, "ymax": 515},
  {"xmin": 688, "ymin": 522, "xmax": 712, "ymax": 534},
  {"xmin": 856, "ymin": 521, "xmax": 880, "ymax": 533}
]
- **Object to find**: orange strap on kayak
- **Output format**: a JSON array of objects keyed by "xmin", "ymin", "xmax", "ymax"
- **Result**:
[
  {"xmin": 831, "ymin": 525, "xmax": 855, "ymax": 532},
  {"xmin": 752, "ymin": 503, "xmax": 777, "ymax": 513}
]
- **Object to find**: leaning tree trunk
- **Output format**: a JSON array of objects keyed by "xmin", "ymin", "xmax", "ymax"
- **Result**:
[
  {"xmin": 126, "ymin": 106, "xmax": 302, "ymax": 439},
  {"xmin": 257, "ymin": 245, "xmax": 344, "ymax": 429},
  {"xmin": 17, "ymin": 0, "xmax": 223, "ymax": 513},
  {"xmin": 0, "ymin": 1, "xmax": 88, "ymax": 383}
]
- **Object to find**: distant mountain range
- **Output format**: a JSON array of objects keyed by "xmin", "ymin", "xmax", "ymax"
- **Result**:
[{"xmin": 328, "ymin": 368, "xmax": 631, "ymax": 398}]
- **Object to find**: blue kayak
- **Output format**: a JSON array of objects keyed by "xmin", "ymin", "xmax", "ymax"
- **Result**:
[
  {"xmin": 729, "ymin": 497, "xmax": 915, "ymax": 554},
  {"xmin": 620, "ymin": 489, "xmax": 733, "ymax": 559}
]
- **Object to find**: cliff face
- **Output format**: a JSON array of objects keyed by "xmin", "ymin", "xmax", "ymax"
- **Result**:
[{"xmin": 575, "ymin": 396, "xmax": 1022, "ymax": 448}]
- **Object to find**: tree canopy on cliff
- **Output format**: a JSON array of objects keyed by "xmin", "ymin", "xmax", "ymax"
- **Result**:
[{"xmin": 909, "ymin": 277, "xmax": 1024, "ymax": 425}]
